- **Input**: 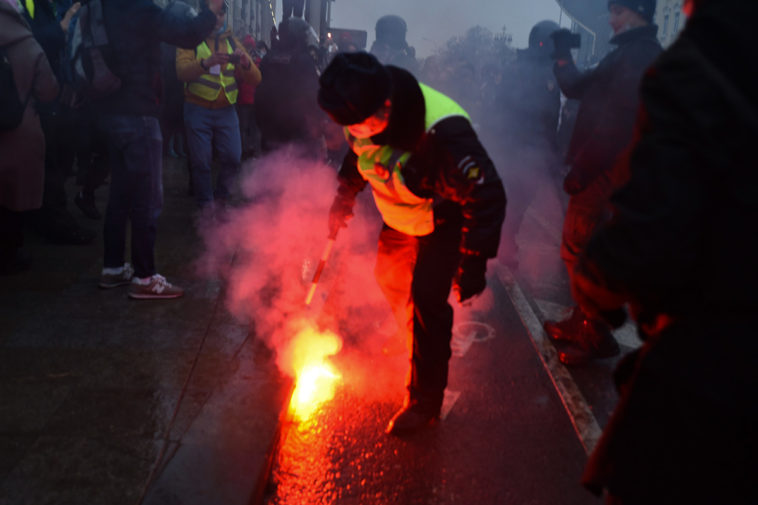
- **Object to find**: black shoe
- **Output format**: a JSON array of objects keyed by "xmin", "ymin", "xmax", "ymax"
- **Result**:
[
  {"xmin": 543, "ymin": 306, "xmax": 585, "ymax": 343},
  {"xmin": 74, "ymin": 192, "xmax": 101, "ymax": 220},
  {"xmin": 385, "ymin": 399, "xmax": 440, "ymax": 436},
  {"xmin": 556, "ymin": 320, "xmax": 620, "ymax": 366}
]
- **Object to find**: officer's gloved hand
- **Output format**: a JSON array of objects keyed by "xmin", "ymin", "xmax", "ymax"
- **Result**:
[
  {"xmin": 550, "ymin": 29, "xmax": 576, "ymax": 60},
  {"xmin": 453, "ymin": 254, "xmax": 488, "ymax": 304},
  {"xmin": 328, "ymin": 193, "xmax": 354, "ymax": 238}
]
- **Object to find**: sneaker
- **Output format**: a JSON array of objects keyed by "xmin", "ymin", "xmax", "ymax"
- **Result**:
[
  {"xmin": 99, "ymin": 263, "xmax": 135, "ymax": 288},
  {"xmin": 128, "ymin": 274, "xmax": 184, "ymax": 300},
  {"xmin": 556, "ymin": 319, "xmax": 620, "ymax": 366},
  {"xmin": 385, "ymin": 398, "xmax": 441, "ymax": 436}
]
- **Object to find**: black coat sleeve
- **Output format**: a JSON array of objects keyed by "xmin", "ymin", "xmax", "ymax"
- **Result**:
[
  {"xmin": 335, "ymin": 148, "xmax": 367, "ymax": 200},
  {"xmin": 429, "ymin": 116, "xmax": 507, "ymax": 258},
  {"xmin": 129, "ymin": 1, "xmax": 215, "ymax": 49},
  {"xmin": 554, "ymin": 59, "xmax": 593, "ymax": 100}
]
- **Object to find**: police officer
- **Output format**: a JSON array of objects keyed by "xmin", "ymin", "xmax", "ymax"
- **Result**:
[
  {"xmin": 369, "ymin": 15, "xmax": 418, "ymax": 74},
  {"xmin": 543, "ymin": 0, "xmax": 662, "ymax": 365},
  {"xmin": 318, "ymin": 52, "xmax": 506, "ymax": 435},
  {"xmin": 493, "ymin": 20, "xmax": 562, "ymax": 269}
]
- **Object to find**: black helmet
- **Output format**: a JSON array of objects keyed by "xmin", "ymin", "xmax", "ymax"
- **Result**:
[
  {"xmin": 375, "ymin": 15, "xmax": 408, "ymax": 49},
  {"xmin": 528, "ymin": 20, "xmax": 560, "ymax": 56},
  {"xmin": 278, "ymin": 17, "xmax": 311, "ymax": 49}
]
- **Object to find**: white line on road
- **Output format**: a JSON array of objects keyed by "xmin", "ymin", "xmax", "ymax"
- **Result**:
[{"xmin": 496, "ymin": 268, "xmax": 603, "ymax": 455}]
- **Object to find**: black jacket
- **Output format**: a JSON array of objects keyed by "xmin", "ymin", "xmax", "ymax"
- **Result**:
[
  {"xmin": 337, "ymin": 67, "xmax": 506, "ymax": 258},
  {"xmin": 555, "ymin": 25, "xmax": 661, "ymax": 191},
  {"xmin": 254, "ymin": 44, "xmax": 322, "ymax": 149},
  {"xmin": 576, "ymin": 1, "xmax": 758, "ymax": 501},
  {"xmin": 98, "ymin": 0, "xmax": 214, "ymax": 117}
]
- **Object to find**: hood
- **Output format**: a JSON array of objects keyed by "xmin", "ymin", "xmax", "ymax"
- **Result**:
[{"xmin": 0, "ymin": 1, "xmax": 33, "ymax": 47}]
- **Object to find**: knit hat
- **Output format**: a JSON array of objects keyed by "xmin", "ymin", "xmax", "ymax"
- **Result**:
[
  {"xmin": 608, "ymin": 0, "xmax": 656, "ymax": 22},
  {"xmin": 318, "ymin": 52, "xmax": 392, "ymax": 126}
]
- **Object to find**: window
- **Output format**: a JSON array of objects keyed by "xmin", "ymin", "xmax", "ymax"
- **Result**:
[
  {"xmin": 673, "ymin": 11, "xmax": 681, "ymax": 33},
  {"xmin": 663, "ymin": 14, "xmax": 669, "ymax": 37}
]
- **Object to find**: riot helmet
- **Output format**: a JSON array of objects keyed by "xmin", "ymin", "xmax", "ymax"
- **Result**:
[
  {"xmin": 375, "ymin": 15, "xmax": 408, "ymax": 50},
  {"xmin": 528, "ymin": 20, "xmax": 560, "ymax": 59}
]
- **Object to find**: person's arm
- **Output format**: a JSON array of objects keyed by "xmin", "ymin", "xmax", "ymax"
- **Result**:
[
  {"xmin": 553, "ymin": 58, "xmax": 593, "ymax": 100},
  {"xmin": 327, "ymin": 148, "xmax": 367, "ymax": 236},
  {"xmin": 563, "ymin": 43, "xmax": 660, "ymax": 194},
  {"xmin": 232, "ymin": 37, "xmax": 262, "ymax": 86},
  {"xmin": 432, "ymin": 116, "xmax": 507, "ymax": 259},
  {"xmin": 175, "ymin": 46, "xmax": 205, "ymax": 82}
]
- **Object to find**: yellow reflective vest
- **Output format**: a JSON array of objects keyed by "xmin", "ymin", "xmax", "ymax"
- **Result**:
[
  {"xmin": 186, "ymin": 40, "xmax": 238, "ymax": 104},
  {"xmin": 346, "ymin": 83, "xmax": 470, "ymax": 236}
]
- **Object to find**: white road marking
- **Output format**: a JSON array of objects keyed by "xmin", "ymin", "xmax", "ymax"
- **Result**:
[
  {"xmin": 451, "ymin": 321, "xmax": 496, "ymax": 357},
  {"xmin": 440, "ymin": 389, "xmax": 461, "ymax": 420},
  {"xmin": 496, "ymin": 268, "xmax": 603, "ymax": 454}
]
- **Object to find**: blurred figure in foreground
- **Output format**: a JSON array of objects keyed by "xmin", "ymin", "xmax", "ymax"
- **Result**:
[
  {"xmin": 573, "ymin": 0, "xmax": 757, "ymax": 502},
  {"xmin": 543, "ymin": 0, "xmax": 662, "ymax": 365},
  {"xmin": 0, "ymin": 0, "xmax": 59, "ymax": 273},
  {"xmin": 318, "ymin": 52, "xmax": 506, "ymax": 436}
]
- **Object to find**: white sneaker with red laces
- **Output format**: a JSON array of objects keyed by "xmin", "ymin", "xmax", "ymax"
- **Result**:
[{"xmin": 128, "ymin": 274, "xmax": 184, "ymax": 300}]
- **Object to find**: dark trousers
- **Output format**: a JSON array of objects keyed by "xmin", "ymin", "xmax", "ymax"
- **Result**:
[
  {"xmin": 100, "ymin": 115, "xmax": 163, "ymax": 278},
  {"xmin": 374, "ymin": 221, "xmax": 462, "ymax": 406},
  {"xmin": 282, "ymin": 0, "xmax": 305, "ymax": 18}
]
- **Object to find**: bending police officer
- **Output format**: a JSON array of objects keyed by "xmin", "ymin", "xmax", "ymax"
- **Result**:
[{"xmin": 318, "ymin": 52, "xmax": 506, "ymax": 436}]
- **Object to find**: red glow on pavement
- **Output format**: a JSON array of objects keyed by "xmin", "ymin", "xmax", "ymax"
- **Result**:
[{"xmin": 286, "ymin": 322, "xmax": 343, "ymax": 422}]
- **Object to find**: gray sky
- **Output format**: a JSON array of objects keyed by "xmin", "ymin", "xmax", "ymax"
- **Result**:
[{"xmin": 326, "ymin": 0, "xmax": 569, "ymax": 57}]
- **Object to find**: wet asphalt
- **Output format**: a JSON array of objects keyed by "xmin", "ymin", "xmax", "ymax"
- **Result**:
[{"xmin": 1, "ymin": 156, "xmax": 616, "ymax": 505}]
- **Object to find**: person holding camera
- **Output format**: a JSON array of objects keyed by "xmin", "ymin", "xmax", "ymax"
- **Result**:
[
  {"xmin": 177, "ymin": 0, "xmax": 261, "ymax": 212},
  {"xmin": 542, "ymin": 0, "xmax": 662, "ymax": 365}
]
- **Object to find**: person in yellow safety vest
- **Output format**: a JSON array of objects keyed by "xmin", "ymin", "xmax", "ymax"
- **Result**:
[
  {"xmin": 318, "ymin": 52, "xmax": 507, "ymax": 436},
  {"xmin": 176, "ymin": 0, "xmax": 261, "ymax": 211}
]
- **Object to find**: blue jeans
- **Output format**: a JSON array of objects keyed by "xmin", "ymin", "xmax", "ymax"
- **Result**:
[
  {"xmin": 100, "ymin": 115, "xmax": 163, "ymax": 279},
  {"xmin": 184, "ymin": 102, "xmax": 242, "ymax": 208}
]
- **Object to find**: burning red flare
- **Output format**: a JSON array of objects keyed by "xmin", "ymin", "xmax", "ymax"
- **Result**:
[{"xmin": 284, "ymin": 322, "xmax": 343, "ymax": 422}]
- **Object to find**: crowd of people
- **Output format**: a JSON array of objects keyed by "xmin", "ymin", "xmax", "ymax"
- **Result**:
[{"xmin": 1, "ymin": 0, "xmax": 755, "ymax": 502}]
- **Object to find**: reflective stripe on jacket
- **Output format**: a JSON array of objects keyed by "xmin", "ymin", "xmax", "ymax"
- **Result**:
[
  {"xmin": 347, "ymin": 83, "xmax": 469, "ymax": 236},
  {"xmin": 186, "ymin": 40, "xmax": 238, "ymax": 104}
]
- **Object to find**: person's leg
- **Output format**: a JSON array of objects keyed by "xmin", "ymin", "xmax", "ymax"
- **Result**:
[
  {"xmin": 101, "ymin": 116, "xmax": 133, "ymax": 271},
  {"xmin": 184, "ymin": 102, "xmax": 216, "ymax": 208},
  {"xmin": 408, "ymin": 221, "xmax": 462, "ymax": 407},
  {"xmin": 213, "ymin": 106, "xmax": 242, "ymax": 204},
  {"xmin": 374, "ymin": 225, "xmax": 418, "ymax": 353},
  {"xmin": 127, "ymin": 117, "xmax": 164, "ymax": 279}
]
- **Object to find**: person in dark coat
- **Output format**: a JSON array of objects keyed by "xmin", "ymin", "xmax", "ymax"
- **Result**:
[
  {"xmin": 318, "ymin": 52, "xmax": 506, "ymax": 436},
  {"xmin": 543, "ymin": 0, "xmax": 662, "ymax": 365},
  {"xmin": 255, "ymin": 17, "xmax": 324, "ymax": 156},
  {"xmin": 0, "ymin": 0, "xmax": 59, "ymax": 273},
  {"xmin": 20, "ymin": 0, "xmax": 97, "ymax": 244},
  {"xmin": 370, "ymin": 15, "xmax": 419, "ymax": 75},
  {"xmin": 493, "ymin": 20, "xmax": 562, "ymax": 269},
  {"xmin": 95, "ymin": 0, "xmax": 215, "ymax": 299},
  {"xmin": 571, "ymin": 0, "xmax": 758, "ymax": 502}
]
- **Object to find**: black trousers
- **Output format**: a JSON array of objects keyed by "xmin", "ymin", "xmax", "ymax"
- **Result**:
[
  {"xmin": 282, "ymin": 0, "xmax": 304, "ymax": 18},
  {"xmin": 374, "ymin": 219, "xmax": 462, "ymax": 407}
]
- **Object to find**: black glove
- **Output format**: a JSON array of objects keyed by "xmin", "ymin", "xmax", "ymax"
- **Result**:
[
  {"xmin": 550, "ymin": 29, "xmax": 579, "ymax": 60},
  {"xmin": 328, "ymin": 193, "xmax": 354, "ymax": 238},
  {"xmin": 453, "ymin": 255, "xmax": 488, "ymax": 303}
]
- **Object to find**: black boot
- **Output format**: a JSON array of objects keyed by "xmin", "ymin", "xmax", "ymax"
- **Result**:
[
  {"xmin": 385, "ymin": 397, "xmax": 440, "ymax": 436},
  {"xmin": 543, "ymin": 306, "xmax": 585, "ymax": 342},
  {"xmin": 556, "ymin": 318, "xmax": 620, "ymax": 366}
]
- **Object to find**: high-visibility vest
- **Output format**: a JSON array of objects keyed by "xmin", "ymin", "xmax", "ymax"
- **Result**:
[
  {"xmin": 186, "ymin": 40, "xmax": 238, "ymax": 104},
  {"xmin": 347, "ymin": 83, "xmax": 470, "ymax": 236}
]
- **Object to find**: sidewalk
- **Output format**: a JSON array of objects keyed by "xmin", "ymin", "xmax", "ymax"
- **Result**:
[{"xmin": 0, "ymin": 157, "xmax": 288, "ymax": 505}]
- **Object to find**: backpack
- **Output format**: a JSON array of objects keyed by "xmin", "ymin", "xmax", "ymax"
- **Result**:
[
  {"xmin": 0, "ymin": 45, "xmax": 29, "ymax": 131},
  {"xmin": 66, "ymin": 0, "xmax": 120, "ymax": 99}
]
